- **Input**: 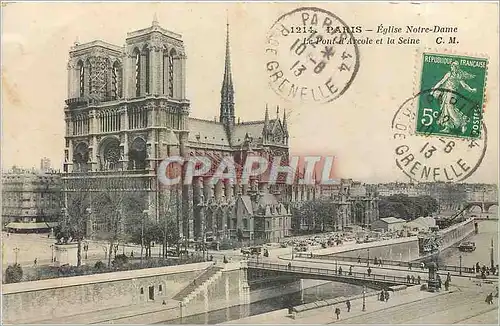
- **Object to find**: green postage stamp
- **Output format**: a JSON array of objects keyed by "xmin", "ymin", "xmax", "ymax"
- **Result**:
[{"xmin": 415, "ymin": 52, "xmax": 488, "ymax": 139}]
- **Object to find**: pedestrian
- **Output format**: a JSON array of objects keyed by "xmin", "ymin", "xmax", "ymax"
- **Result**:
[
  {"xmin": 367, "ymin": 267, "xmax": 372, "ymax": 277},
  {"xmin": 379, "ymin": 258, "xmax": 383, "ymax": 267},
  {"xmin": 346, "ymin": 300, "xmax": 351, "ymax": 312},
  {"xmin": 338, "ymin": 266, "xmax": 343, "ymax": 275},
  {"xmin": 288, "ymin": 262, "xmax": 292, "ymax": 269},
  {"xmin": 446, "ymin": 272, "xmax": 451, "ymax": 283},
  {"xmin": 485, "ymin": 293, "xmax": 493, "ymax": 304},
  {"xmin": 384, "ymin": 289, "xmax": 390, "ymax": 302},
  {"xmin": 437, "ymin": 275, "xmax": 442, "ymax": 289},
  {"xmin": 421, "ymin": 262, "xmax": 425, "ymax": 270},
  {"xmin": 417, "ymin": 275, "xmax": 421, "ymax": 285},
  {"xmin": 411, "ymin": 275, "xmax": 415, "ymax": 284},
  {"xmin": 476, "ymin": 262, "xmax": 480, "ymax": 273},
  {"xmin": 374, "ymin": 257, "xmax": 378, "ymax": 266},
  {"xmin": 349, "ymin": 265, "xmax": 353, "ymax": 276},
  {"xmin": 444, "ymin": 279, "xmax": 450, "ymax": 291},
  {"xmin": 407, "ymin": 275, "xmax": 411, "ymax": 284},
  {"xmin": 357, "ymin": 256, "xmax": 361, "ymax": 263},
  {"xmin": 47, "ymin": 233, "xmax": 50, "ymax": 238},
  {"xmin": 379, "ymin": 291, "xmax": 385, "ymax": 301},
  {"xmin": 34, "ymin": 258, "xmax": 37, "ymax": 266},
  {"xmin": 334, "ymin": 307, "xmax": 341, "ymax": 319},
  {"xmin": 162, "ymin": 300, "xmax": 166, "ymax": 305},
  {"xmin": 491, "ymin": 265, "xmax": 496, "ymax": 276}
]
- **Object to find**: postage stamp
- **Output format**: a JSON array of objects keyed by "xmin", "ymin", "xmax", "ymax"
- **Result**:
[
  {"xmin": 415, "ymin": 53, "xmax": 488, "ymax": 139},
  {"xmin": 265, "ymin": 7, "xmax": 360, "ymax": 105},
  {"xmin": 392, "ymin": 88, "xmax": 487, "ymax": 183}
]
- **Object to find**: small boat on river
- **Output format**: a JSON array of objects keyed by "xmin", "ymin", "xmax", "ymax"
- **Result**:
[{"xmin": 458, "ymin": 241, "xmax": 476, "ymax": 252}]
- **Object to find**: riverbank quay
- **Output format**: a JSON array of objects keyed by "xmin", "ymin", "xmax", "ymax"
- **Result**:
[{"xmin": 221, "ymin": 280, "xmax": 498, "ymax": 325}]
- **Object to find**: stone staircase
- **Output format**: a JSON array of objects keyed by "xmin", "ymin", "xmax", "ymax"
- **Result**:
[
  {"xmin": 181, "ymin": 268, "xmax": 224, "ymax": 307},
  {"xmin": 172, "ymin": 264, "xmax": 223, "ymax": 302}
]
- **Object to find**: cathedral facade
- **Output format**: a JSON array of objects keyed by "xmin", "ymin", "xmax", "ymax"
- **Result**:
[{"xmin": 62, "ymin": 18, "xmax": 292, "ymax": 243}]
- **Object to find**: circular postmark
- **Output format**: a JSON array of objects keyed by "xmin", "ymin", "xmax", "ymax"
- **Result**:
[
  {"xmin": 265, "ymin": 7, "xmax": 360, "ymax": 105},
  {"xmin": 392, "ymin": 88, "xmax": 487, "ymax": 183}
]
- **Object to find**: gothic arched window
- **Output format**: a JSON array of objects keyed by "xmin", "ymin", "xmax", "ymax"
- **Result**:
[
  {"xmin": 133, "ymin": 48, "xmax": 141, "ymax": 97},
  {"xmin": 168, "ymin": 49, "xmax": 176, "ymax": 97},
  {"xmin": 86, "ymin": 58, "xmax": 93, "ymax": 96},
  {"xmin": 77, "ymin": 60, "xmax": 84, "ymax": 97},
  {"xmin": 143, "ymin": 46, "xmax": 150, "ymax": 94},
  {"xmin": 112, "ymin": 61, "xmax": 122, "ymax": 100},
  {"xmin": 162, "ymin": 45, "xmax": 168, "ymax": 95}
]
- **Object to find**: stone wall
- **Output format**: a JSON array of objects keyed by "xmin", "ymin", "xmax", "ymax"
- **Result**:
[
  {"xmin": 327, "ymin": 237, "xmax": 421, "ymax": 262},
  {"xmin": 2, "ymin": 262, "xmax": 212, "ymax": 324},
  {"xmin": 439, "ymin": 218, "xmax": 475, "ymax": 250}
]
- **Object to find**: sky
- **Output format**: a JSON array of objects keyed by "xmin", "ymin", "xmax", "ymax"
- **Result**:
[{"xmin": 1, "ymin": 2, "xmax": 498, "ymax": 183}]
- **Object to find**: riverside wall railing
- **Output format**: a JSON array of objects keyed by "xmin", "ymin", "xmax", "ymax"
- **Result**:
[
  {"xmin": 246, "ymin": 261, "xmax": 410, "ymax": 285},
  {"xmin": 294, "ymin": 253, "xmax": 476, "ymax": 274}
]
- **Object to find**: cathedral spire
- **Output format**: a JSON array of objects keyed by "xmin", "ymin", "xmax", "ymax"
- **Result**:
[
  {"xmin": 283, "ymin": 109, "xmax": 288, "ymax": 133},
  {"xmin": 220, "ymin": 17, "xmax": 235, "ymax": 126},
  {"xmin": 264, "ymin": 104, "xmax": 270, "ymax": 136},
  {"xmin": 152, "ymin": 13, "xmax": 159, "ymax": 27}
]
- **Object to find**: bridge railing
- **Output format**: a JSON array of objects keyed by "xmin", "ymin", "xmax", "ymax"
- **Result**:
[
  {"xmin": 247, "ymin": 261, "xmax": 409, "ymax": 284},
  {"xmin": 294, "ymin": 253, "xmax": 476, "ymax": 274}
]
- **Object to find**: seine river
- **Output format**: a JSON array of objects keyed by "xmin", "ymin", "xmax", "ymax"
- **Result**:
[{"xmin": 163, "ymin": 219, "xmax": 498, "ymax": 324}]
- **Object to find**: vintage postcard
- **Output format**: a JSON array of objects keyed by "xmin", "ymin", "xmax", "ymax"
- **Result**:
[{"xmin": 1, "ymin": 1, "xmax": 498, "ymax": 325}]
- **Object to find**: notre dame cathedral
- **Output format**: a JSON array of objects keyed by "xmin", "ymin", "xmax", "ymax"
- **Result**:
[{"xmin": 62, "ymin": 17, "xmax": 297, "ymax": 244}]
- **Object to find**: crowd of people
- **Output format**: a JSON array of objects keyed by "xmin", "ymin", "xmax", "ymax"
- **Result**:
[{"xmin": 474, "ymin": 262, "xmax": 499, "ymax": 278}]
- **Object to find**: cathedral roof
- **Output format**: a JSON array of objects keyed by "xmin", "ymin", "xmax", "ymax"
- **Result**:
[
  {"xmin": 188, "ymin": 118, "xmax": 230, "ymax": 147},
  {"xmin": 240, "ymin": 195, "xmax": 254, "ymax": 215},
  {"xmin": 231, "ymin": 119, "xmax": 278, "ymax": 146}
]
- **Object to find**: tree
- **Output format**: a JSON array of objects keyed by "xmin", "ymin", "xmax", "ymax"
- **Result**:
[
  {"xmin": 93, "ymin": 189, "xmax": 145, "ymax": 267},
  {"xmin": 5, "ymin": 264, "xmax": 23, "ymax": 283},
  {"xmin": 379, "ymin": 195, "xmax": 439, "ymax": 220},
  {"xmin": 236, "ymin": 228, "xmax": 243, "ymax": 247},
  {"xmin": 59, "ymin": 177, "xmax": 93, "ymax": 267},
  {"xmin": 292, "ymin": 199, "xmax": 337, "ymax": 232},
  {"xmin": 62, "ymin": 172, "xmax": 147, "ymax": 267}
]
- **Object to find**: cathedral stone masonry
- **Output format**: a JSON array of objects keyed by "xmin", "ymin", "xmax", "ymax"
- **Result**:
[{"xmin": 62, "ymin": 18, "xmax": 380, "ymax": 244}]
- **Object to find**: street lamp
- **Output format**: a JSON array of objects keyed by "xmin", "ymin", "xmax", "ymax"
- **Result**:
[
  {"xmin": 362, "ymin": 285, "xmax": 366, "ymax": 311},
  {"xmin": 13, "ymin": 247, "xmax": 20, "ymax": 265},
  {"xmin": 50, "ymin": 244, "xmax": 55, "ymax": 263},
  {"xmin": 85, "ymin": 207, "xmax": 92, "ymax": 237},
  {"xmin": 83, "ymin": 241, "xmax": 89, "ymax": 259},
  {"xmin": 459, "ymin": 255, "xmax": 462, "ymax": 276},
  {"xmin": 141, "ymin": 209, "xmax": 148, "ymax": 266},
  {"xmin": 490, "ymin": 238, "xmax": 495, "ymax": 270},
  {"xmin": 367, "ymin": 248, "xmax": 370, "ymax": 267}
]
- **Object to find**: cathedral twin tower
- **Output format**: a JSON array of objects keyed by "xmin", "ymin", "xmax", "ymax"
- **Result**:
[{"xmin": 63, "ymin": 17, "xmax": 292, "ymax": 243}]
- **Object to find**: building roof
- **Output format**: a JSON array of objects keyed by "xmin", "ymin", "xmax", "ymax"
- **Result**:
[
  {"xmin": 231, "ymin": 120, "xmax": 268, "ymax": 146},
  {"xmin": 406, "ymin": 216, "xmax": 436, "ymax": 228},
  {"xmin": 188, "ymin": 118, "xmax": 231, "ymax": 147},
  {"xmin": 379, "ymin": 217, "xmax": 406, "ymax": 224}
]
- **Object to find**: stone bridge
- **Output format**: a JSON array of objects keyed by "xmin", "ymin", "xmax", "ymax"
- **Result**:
[
  {"xmin": 245, "ymin": 261, "xmax": 410, "ymax": 289},
  {"xmin": 465, "ymin": 201, "xmax": 498, "ymax": 214}
]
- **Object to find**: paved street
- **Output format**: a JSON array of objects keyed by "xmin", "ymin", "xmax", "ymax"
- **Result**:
[{"xmin": 222, "ymin": 282, "xmax": 498, "ymax": 324}]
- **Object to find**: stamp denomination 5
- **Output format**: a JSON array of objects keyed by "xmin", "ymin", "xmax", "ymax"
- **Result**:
[
  {"xmin": 392, "ymin": 88, "xmax": 487, "ymax": 183},
  {"xmin": 266, "ymin": 7, "xmax": 360, "ymax": 105},
  {"xmin": 415, "ymin": 53, "xmax": 488, "ymax": 140}
]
